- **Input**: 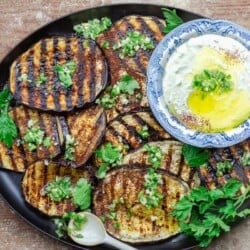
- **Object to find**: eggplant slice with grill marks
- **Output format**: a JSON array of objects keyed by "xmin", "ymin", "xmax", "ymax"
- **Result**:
[
  {"xmin": 93, "ymin": 167, "xmax": 189, "ymax": 243},
  {"xmin": 122, "ymin": 141, "xmax": 200, "ymax": 188},
  {"xmin": 96, "ymin": 15, "xmax": 165, "ymax": 121},
  {"xmin": 56, "ymin": 105, "xmax": 106, "ymax": 167},
  {"xmin": 0, "ymin": 105, "xmax": 62, "ymax": 172},
  {"xmin": 9, "ymin": 36, "xmax": 107, "ymax": 112},
  {"xmin": 22, "ymin": 160, "xmax": 92, "ymax": 216},
  {"xmin": 104, "ymin": 110, "xmax": 172, "ymax": 152},
  {"xmin": 198, "ymin": 139, "xmax": 250, "ymax": 189}
]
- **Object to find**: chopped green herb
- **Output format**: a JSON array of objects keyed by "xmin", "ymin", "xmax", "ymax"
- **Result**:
[
  {"xmin": 43, "ymin": 136, "xmax": 52, "ymax": 148},
  {"xmin": 216, "ymin": 161, "xmax": 233, "ymax": 177},
  {"xmin": 162, "ymin": 8, "xmax": 184, "ymax": 33},
  {"xmin": 44, "ymin": 176, "xmax": 72, "ymax": 202},
  {"xmin": 143, "ymin": 144, "xmax": 163, "ymax": 169},
  {"xmin": 83, "ymin": 40, "xmax": 90, "ymax": 48},
  {"xmin": 138, "ymin": 125, "xmax": 150, "ymax": 139},
  {"xmin": 54, "ymin": 61, "xmax": 77, "ymax": 88},
  {"xmin": 36, "ymin": 72, "xmax": 47, "ymax": 86},
  {"xmin": 72, "ymin": 178, "xmax": 91, "ymax": 210},
  {"xmin": 96, "ymin": 163, "xmax": 109, "ymax": 179},
  {"xmin": 0, "ymin": 87, "xmax": 18, "ymax": 148},
  {"xmin": 182, "ymin": 144, "xmax": 210, "ymax": 167},
  {"xmin": 240, "ymin": 152, "xmax": 250, "ymax": 166},
  {"xmin": 113, "ymin": 221, "xmax": 120, "ymax": 229},
  {"xmin": 102, "ymin": 41, "xmax": 110, "ymax": 48},
  {"xmin": 113, "ymin": 31, "xmax": 154, "ymax": 58},
  {"xmin": 172, "ymin": 179, "xmax": 250, "ymax": 247},
  {"xmin": 73, "ymin": 17, "xmax": 112, "ymax": 40},
  {"xmin": 64, "ymin": 134, "xmax": 78, "ymax": 161},
  {"xmin": 192, "ymin": 69, "xmax": 233, "ymax": 94},
  {"xmin": 18, "ymin": 73, "xmax": 32, "ymax": 83},
  {"xmin": 138, "ymin": 168, "xmax": 163, "ymax": 208},
  {"xmin": 96, "ymin": 74, "xmax": 140, "ymax": 110}
]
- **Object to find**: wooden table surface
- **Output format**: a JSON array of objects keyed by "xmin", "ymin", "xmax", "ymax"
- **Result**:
[{"xmin": 0, "ymin": 0, "xmax": 249, "ymax": 249}]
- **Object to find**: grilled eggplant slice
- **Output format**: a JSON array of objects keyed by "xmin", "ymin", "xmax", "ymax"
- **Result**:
[
  {"xmin": 104, "ymin": 110, "xmax": 172, "ymax": 152},
  {"xmin": 97, "ymin": 15, "xmax": 165, "ymax": 121},
  {"xmin": 22, "ymin": 160, "xmax": 91, "ymax": 216},
  {"xmin": 94, "ymin": 167, "xmax": 189, "ymax": 243},
  {"xmin": 199, "ymin": 139, "xmax": 250, "ymax": 189},
  {"xmin": 122, "ymin": 141, "xmax": 200, "ymax": 188},
  {"xmin": 0, "ymin": 105, "xmax": 61, "ymax": 172},
  {"xmin": 57, "ymin": 105, "xmax": 106, "ymax": 167},
  {"xmin": 10, "ymin": 36, "xmax": 107, "ymax": 112}
]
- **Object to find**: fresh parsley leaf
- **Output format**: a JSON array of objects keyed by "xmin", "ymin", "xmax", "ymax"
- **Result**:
[
  {"xmin": 74, "ymin": 17, "xmax": 112, "ymax": 40},
  {"xmin": 182, "ymin": 144, "xmax": 210, "ymax": 167},
  {"xmin": 54, "ymin": 61, "xmax": 77, "ymax": 88},
  {"xmin": 72, "ymin": 178, "xmax": 91, "ymax": 210},
  {"xmin": 0, "ymin": 87, "xmax": 18, "ymax": 147},
  {"xmin": 117, "ymin": 74, "xmax": 140, "ymax": 95},
  {"xmin": 162, "ymin": 8, "xmax": 184, "ymax": 33},
  {"xmin": 222, "ymin": 179, "xmax": 242, "ymax": 198}
]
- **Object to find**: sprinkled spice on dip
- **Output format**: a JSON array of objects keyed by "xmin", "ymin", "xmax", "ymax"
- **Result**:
[{"xmin": 162, "ymin": 34, "xmax": 250, "ymax": 132}]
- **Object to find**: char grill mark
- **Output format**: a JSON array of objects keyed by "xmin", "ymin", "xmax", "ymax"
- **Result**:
[
  {"xmin": 10, "ymin": 36, "xmax": 107, "ymax": 112},
  {"xmin": 22, "ymin": 161, "xmax": 91, "ymax": 216},
  {"xmin": 199, "ymin": 139, "xmax": 250, "ymax": 189}
]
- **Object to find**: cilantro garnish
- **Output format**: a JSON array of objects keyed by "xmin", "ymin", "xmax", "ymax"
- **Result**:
[
  {"xmin": 192, "ymin": 69, "xmax": 233, "ymax": 94},
  {"xmin": 113, "ymin": 31, "xmax": 154, "ymax": 58},
  {"xmin": 64, "ymin": 134, "xmax": 78, "ymax": 161},
  {"xmin": 95, "ymin": 143, "xmax": 123, "ymax": 178},
  {"xmin": 73, "ymin": 17, "xmax": 112, "ymax": 40},
  {"xmin": 172, "ymin": 179, "xmax": 250, "ymax": 247},
  {"xmin": 0, "ymin": 88, "xmax": 18, "ymax": 148},
  {"xmin": 96, "ymin": 74, "xmax": 140, "ymax": 109},
  {"xmin": 182, "ymin": 144, "xmax": 210, "ymax": 167},
  {"xmin": 54, "ymin": 61, "xmax": 77, "ymax": 88},
  {"xmin": 162, "ymin": 8, "xmax": 184, "ymax": 33}
]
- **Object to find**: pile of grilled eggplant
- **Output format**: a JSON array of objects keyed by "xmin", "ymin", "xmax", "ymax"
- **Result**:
[{"xmin": 1, "ymin": 14, "xmax": 249, "ymax": 245}]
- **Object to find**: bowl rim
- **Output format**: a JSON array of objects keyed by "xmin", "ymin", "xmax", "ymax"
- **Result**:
[{"xmin": 147, "ymin": 18, "xmax": 250, "ymax": 148}]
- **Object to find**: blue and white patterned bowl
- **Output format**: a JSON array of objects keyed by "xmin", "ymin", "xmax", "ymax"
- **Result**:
[{"xmin": 147, "ymin": 19, "xmax": 250, "ymax": 148}]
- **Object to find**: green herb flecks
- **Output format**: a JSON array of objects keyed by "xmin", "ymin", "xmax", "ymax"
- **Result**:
[
  {"xmin": 23, "ymin": 120, "xmax": 51, "ymax": 151},
  {"xmin": 18, "ymin": 73, "xmax": 32, "ymax": 83},
  {"xmin": 113, "ymin": 31, "xmax": 154, "ymax": 58},
  {"xmin": 240, "ymin": 152, "xmax": 250, "ymax": 166},
  {"xmin": 96, "ymin": 74, "xmax": 140, "ymax": 110},
  {"xmin": 192, "ymin": 69, "xmax": 233, "ymax": 94},
  {"xmin": 36, "ymin": 72, "xmax": 47, "ymax": 86},
  {"xmin": 95, "ymin": 143, "xmax": 123, "ymax": 178},
  {"xmin": 143, "ymin": 144, "xmax": 163, "ymax": 169},
  {"xmin": 138, "ymin": 125, "xmax": 150, "ymax": 139},
  {"xmin": 73, "ymin": 17, "xmax": 112, "ymax": 40},
  {"xmin": 54, "ymin": 61, "xmax": 77, "ymax": 88},
  {"xmin": 44, "ymin": 176, "xmax": 72, "ymax": 202},
  {"xmin": 172, "ymin": 179, "xmax": 250, "ymax": 247},
  {"xmin": 162, "ymin": 8, "xmax": 184, "ymax": 33},
  {"xmin": 182, "ymin": 144, "xmax": 210, "ymax": 167},
  {"xmin": 64, "ymin": 134, "xmax": 78, "ymax": 161},
  {"xmin": 0, "ymin": 87, "xmax": 18, "ymax": 147},
  {"xmin": 138, "ymin": 168, "xmax": 163, "ymax": 209},
  {"xmin": 216, "ymin": 161, "xmax": 233, "ymax": 177}
]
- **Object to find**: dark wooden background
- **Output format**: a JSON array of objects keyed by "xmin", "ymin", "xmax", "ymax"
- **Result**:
[{"xmin": 0, "ymin": 0, "xmax": 249, "ymax": 249}]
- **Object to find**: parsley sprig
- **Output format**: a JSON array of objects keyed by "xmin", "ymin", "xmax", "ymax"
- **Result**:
[
  {"xmin": 172, "ymin": 179, "xmax": 250, "ymax": 247},
  {"xmin": 0, "ymin": 87, "xmax": 18, "ymax": 147},
  {"xmin": 162, "ymin": 8, "xmax": 184, "ymax": 33},
  {"xmin": 96, "ymin": 74, "xmax": 140, "ymax": 109},
  {"xmin": 182, "ymin": 144, "xmax": 210, "ymax": 167},
  {"xmin": 73, "ymin": 17, "xmax": 112, "ymax": 40},
  {"xmin": 95, "ymin": 143, "xmax": 123, "ymax": 178}
]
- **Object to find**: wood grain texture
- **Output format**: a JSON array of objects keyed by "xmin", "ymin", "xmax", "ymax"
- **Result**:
[{"xmin": 0, "ymin": 0, "xmax": 249, "ymax": 249}]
